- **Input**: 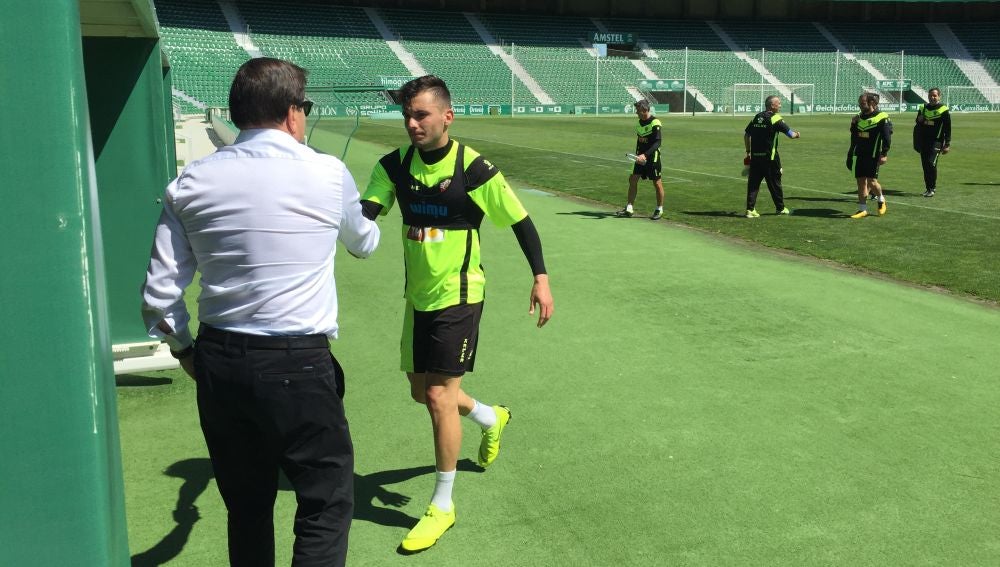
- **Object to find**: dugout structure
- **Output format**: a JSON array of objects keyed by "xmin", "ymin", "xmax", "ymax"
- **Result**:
[
  {"xmin": 725, "ymin": 83, "xmax": 815, "ymax": 115},
  {"xmin": 2, "ymin": 0, "xmax": 173, "ymax": 564}
]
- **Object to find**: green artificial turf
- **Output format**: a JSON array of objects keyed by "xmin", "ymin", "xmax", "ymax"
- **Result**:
[{"xmin": 120, "ymin": 115, "xmax": 1000, "ymax": 566}]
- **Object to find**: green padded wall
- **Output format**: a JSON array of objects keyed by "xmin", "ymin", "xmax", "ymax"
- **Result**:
[
  {"xmin": 83, "ymin": 37, "xmax": 174, "ymax": 346},
  {"xmin": 0, "ymin": 2, "xmax": 130, "ymax": 565}
]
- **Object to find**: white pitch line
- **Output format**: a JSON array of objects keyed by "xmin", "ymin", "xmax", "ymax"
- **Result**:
[{"xmin": 366, "ymin": 122, "xmax": 1000, "ymax": 221}]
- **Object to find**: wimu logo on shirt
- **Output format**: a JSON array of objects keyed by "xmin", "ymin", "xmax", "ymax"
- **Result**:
[{"xmin": 409, "ymin": 202, "xmax": 448, "ymax": 217}]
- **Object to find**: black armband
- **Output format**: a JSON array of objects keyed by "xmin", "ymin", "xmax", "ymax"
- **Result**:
[
  {"xmin": 511, "ymin": 216, "xmax": 547, "ymax": 276},
  {"xmin": 360, "ymin": 199, "xmax": 383, "ymax": 220}
]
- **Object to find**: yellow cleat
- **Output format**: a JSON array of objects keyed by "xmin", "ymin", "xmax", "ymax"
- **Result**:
[
  {"xmin": 745, "ymin": 209, "xmax": 760, "ymax": 218},
  {"xmin": 400, "ymin": 504, "xmax": 456, "ymax": 552},
  {"xmin": 877, "ymin": 201, "xmax": 887, "ymax": 216},
  {"xmin": 850, "ymin": 210, "xmax": 869, "ymax": 219},
  {"xmin": 477, "ymin": 405, "xmax": 511, "ymax": 468}
]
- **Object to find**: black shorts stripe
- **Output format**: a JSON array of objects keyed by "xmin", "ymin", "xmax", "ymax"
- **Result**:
[{"xmin": 459, "ymin": 230, "xmax": 472, "ymax": 304}]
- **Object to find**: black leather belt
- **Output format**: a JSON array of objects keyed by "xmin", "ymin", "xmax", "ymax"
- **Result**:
[{"xmin": 197, "ymin": 325, "xmax": 329, "ymax": 350}]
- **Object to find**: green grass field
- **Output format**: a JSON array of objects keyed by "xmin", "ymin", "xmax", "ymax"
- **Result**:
[
  {"xmin": 343, "ymin": 113, "xmax": 1000, "ymax": 303},
  {"xmin": 120, "ymin": 113, "xmax": 1000, "ymax": 566}
]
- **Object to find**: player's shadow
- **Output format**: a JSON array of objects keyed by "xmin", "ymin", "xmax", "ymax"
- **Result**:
[
  {"xmin": 130, "ymin": 456, "xmax": 481, "ymax": 564},
  {"xmin": 681, "ymin": 210, "xmax": 748, "ymax": 217},
  {"xmin": 556, "ymin": 210, "xmax": 620, "ymax": 219},
  {"xmin": 131, "ymin": 458, "xmax": 213, "ymax": 567},
  {"xmin": 961, "ymin": 182, "xmax": 998, "ymax": 186},
  {"xmin": 785, "ymin": 208, "xmax": 844, "ymax": 218},
  {"xmin": 353, "ymin": 459, "xmax": 481, "ymax": 529},
  {"xmin": 839, "ymin": 189, "xmax": 906, "ymax": 197}
]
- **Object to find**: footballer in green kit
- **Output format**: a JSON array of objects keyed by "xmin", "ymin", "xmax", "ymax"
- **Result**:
[{"xmin": 361, "ymin": 75, "xmax": 554, "ymax": 553}]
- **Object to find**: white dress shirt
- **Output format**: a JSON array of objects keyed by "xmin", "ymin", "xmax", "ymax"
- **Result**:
[{"xmin": 142, "ymin": 128, "xmax": 379, "ymax": 349}]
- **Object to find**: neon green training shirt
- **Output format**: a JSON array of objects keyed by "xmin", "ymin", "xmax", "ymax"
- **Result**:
[{"xmin": 363, "ymin": 141, "xmax": 528, "ymax": 311}]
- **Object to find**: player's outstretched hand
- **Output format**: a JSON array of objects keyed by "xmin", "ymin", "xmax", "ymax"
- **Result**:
[{"xmin": 529, "ymin": 274, "xmax": 554, "ymax": 328}]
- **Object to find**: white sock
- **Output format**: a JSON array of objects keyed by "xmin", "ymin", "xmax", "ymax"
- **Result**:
[
  {"xmin": 877, "ymin": 196, "xmax": 885, "ymax": 203},
  {"xmin": 466, "ymin": 400, "xmax": 497, "ymax": 429},
  {"xmin": 625, "ymin": 203, "xmax": 633, "ymax": 213},
  {"xmin": 655, "ymin": 206, "xmax": 663, "ymax": 212},
  {"xmin": 431, "ymin": 470, "xmax": 456, "ymax": 512}
]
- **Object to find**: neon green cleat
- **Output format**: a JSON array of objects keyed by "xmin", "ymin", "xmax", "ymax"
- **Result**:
[
  {"xmin": 400, "ymin": 504, "xmax": 456, "ymax": 552},
  {"xmin": 777, "ymin": 207, "xmax": 790, "ymax": 215},
  {"xmin": 745, "ymin": 209, "xmax": 760, "ymax": 218},
  {"xmin": 477, "ymin": 405, "xmax": 511, "ymax": 468}
]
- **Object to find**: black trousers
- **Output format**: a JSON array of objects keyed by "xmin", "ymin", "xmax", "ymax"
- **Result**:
[
  {"xmin": 919, "ymin": 144, "xmax": 941, "ymax": 191},
  {"xmin": 746, "ymin": 156, "xmax": 784, "ymax": 211},
  {"xmin": 194, "ymin": 326, "xmax": 354, "ymax": 567}
]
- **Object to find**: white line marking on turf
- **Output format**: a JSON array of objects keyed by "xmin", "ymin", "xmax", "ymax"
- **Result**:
[{"xmin": 365, "ymin": 123, "xmax": 1000, "ymax": 220}]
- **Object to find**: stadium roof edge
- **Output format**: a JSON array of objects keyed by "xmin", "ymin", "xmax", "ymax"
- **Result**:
[{"xmin": 80, "ymin": 0, "xmax": 159, "ymax": 39}]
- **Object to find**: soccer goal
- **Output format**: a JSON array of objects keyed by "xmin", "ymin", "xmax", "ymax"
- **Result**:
[
  {"xmin": 726, "ymin": 83, "xmax": 815, "ymax": 115},
  {"xmin": 945, "ymin": 86, "xmax": 1000, "ymax": 112}
]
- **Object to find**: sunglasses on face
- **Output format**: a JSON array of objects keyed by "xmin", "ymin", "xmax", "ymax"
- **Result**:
[{"xmin": 296, "ymin": 99, "xmax": 314, "ymax": 117}]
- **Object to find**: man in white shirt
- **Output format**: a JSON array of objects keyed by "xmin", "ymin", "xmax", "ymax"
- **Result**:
[{"xmin": 141, "ymin": 57, "xmax": 379, "ymax": 567}]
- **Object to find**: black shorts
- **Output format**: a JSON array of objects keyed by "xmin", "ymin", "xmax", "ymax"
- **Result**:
[
  {"xmin": 401, "ymin": 301, "xmax": 483, "ymax": 375},
  {"xmin": 632, "ymin": 158, "xmax": 662, "ymax": 180},
  {"xmin": 852, "ymin": 154, "xmax": 881, "ymax": 179}
]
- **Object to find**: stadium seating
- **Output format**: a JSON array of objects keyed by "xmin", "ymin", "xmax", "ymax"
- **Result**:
[
  {"xmin": 237, "ymin": 0, "xmax": 406, "ymax": 106},
  {"xmin": 947, "ymin": 22, "xmax": 1000, "ymax": 84},
  {"xmin": 377, "ymin": 8, "xmax": 516, "ymax": 105},
  {"xmin": 153, "ymin": 0, "xmax": 993, "ymax": 115},
  {"xmin": 157, "ymin": 0, "xmax": 249, "ymax": 112},
  {"xmin": 823, "ymin": 22, "xmax": 972, "ymax": 94},
  {"xmin": 476, "ymin": 12, "xmax": 639, "ymax": 106}
]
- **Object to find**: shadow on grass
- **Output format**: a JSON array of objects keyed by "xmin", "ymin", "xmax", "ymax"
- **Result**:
[
  {"xmin": 788, "ymin": 195, "xmax": 854, "ymax": 203},
  {"xmin": 838, "ymin": 189, "xmax": 907, "ymax": 197},
  {"xmin": 556, "ymin": 210, "xmax": 618, "ymax": 219},
  {"xmin": 116, "ymin": 374, "xmax": 173, "ymax": 387},
  {"xmin": 131, "ymin": 458, "xmax": 212, "ymax": 567},
  {"xmin": 354, "ymin": 458, "xmax": 481, "ymax": 529},
  {"xmin": 784, "ymin": 208, "xmax": 846, "ymax": 218},
  {"xmin": 680, "ymin": 210, "xmax": 747, "ymax": 217},
  {"xmin": 131, "ymin": 457, "xmax": 480, "ymax": 564}
]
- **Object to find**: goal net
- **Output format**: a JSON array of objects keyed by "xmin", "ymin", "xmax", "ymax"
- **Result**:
[
  {"xmin": 725, "ymin": 83, "xmax": 815, "ymax": 115},
  {"xmin": 945, "ymin": 86, "xmax": 1000, "ymax": 112}
]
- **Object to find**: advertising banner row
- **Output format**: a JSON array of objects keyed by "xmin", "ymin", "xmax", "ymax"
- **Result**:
[
  {"xmin": 311, "ymin": 103, "xmax": 670, "ymax": 117},
  {"xmin": 308, "ymin": 101, "xmax": 992, "ymax": 119}
]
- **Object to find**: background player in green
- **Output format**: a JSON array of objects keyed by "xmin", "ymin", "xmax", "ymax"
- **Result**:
[
  {"xmin": 847, "ymin": 92, "xmax": 892, "ymax": 219},
  {"xmin": 913, "ymin": 87, "xmax": 952, "ymax": 198},
  {"xmin": 361, "ymin": 75, "xmax": 554, "ymax": 553},
  {"xmin": 743, "ymin": 95, "xmax": 800, "ymax": 218},
  {"xmin": 615, "ymin": 100, "xmax": 665, "ymax": 220}
]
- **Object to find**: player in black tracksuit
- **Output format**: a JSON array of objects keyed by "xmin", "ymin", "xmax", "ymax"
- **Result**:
[
  {"xmin": 615, "ymin": 100, "xmax": 665, "ymax": 220},
  {"xmin": 847, "ymin": 92, "xmax": 892, "ymax": 218},
  {"xmin": 743, "ymin": 95, "xmax": 800, "ymax": 217},
  {"xmin": 913, "ymin": 87, "xmax": 952, "ymax": 197}
]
